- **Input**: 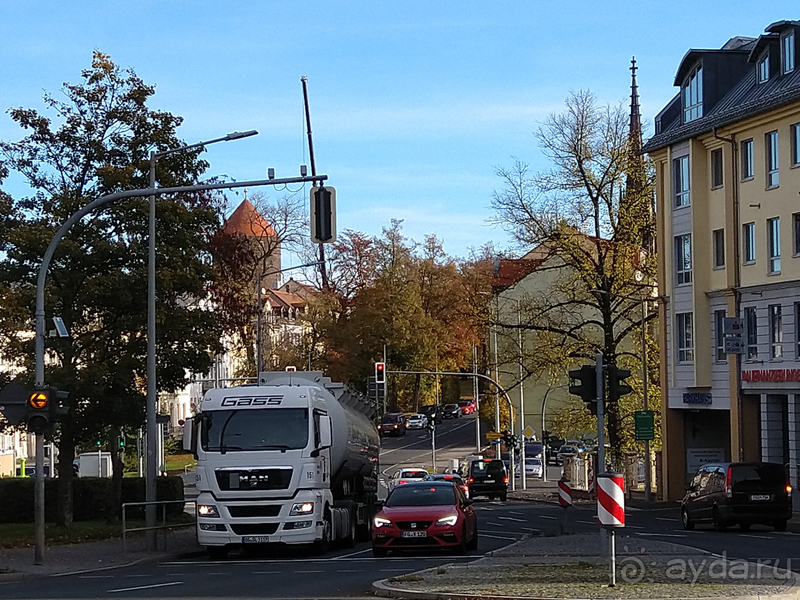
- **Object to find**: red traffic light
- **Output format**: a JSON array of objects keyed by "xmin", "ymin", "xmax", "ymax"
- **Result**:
[{"xmin": 375, "ymin": 362, "xmax": 386, "ymax": 384}]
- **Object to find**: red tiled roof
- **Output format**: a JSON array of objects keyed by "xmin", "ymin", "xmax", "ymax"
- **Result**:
[
  {"xmin": 266, "ymin": 289, "xmax": 306, "ymax": 309},
  {"xmin": 491, "ymin": 259, "xmax": 544, "ymax": 289},
  {"xmin": 222, "ymin": 199, "xmax": 276, "ymax": 237}
]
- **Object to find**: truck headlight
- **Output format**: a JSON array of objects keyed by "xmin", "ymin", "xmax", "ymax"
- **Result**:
[
  {"xmin": 435, "ymin": 515, "xmax": 458, "ymax": 526},
  {"xmin": 290, "ymin": 502, "xmax": 314, "ymax": 515},
  {"xmin": 373, "ymin": 516, "xmax": 392, "ymax": 528},
  {"xmin": 198, "ymin": 504, "xmax": 220, "ymax": 518}
]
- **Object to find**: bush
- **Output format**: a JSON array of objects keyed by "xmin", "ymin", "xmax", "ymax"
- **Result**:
[{"xmin": 0, "ymin": 476, "xmax": 185, "ymax": 524}]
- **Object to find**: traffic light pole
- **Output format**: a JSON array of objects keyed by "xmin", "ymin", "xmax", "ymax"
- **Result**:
[{"xmin": 596, "ymin": 352, "xmax": 605, "ymax": 473}]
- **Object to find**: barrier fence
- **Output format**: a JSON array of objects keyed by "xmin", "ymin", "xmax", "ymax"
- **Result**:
[{"xmin": 121, "ymin": 499, "xmax": 196, "ymax": 553}]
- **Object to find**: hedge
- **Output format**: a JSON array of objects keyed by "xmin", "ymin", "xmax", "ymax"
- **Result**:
[{"xmin": 0, "ymin": 476, "xmax": 185, "ymax": 523}]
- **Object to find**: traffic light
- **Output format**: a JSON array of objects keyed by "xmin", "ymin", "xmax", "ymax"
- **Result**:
[
  {"xmin": 375, "ymin": 362, "xmax": 386, "ymax": 384},
  {"xmin": 608, "ymin": 365, "xmax": 633, "ymax": 402},
  {"xmin": 426, "ymin": 418, "xmax": 435, "ymax": 433},
  {"xmin": 568, "ymin": 364, "xmax": 598, "ymax": 416},
  {"xmin": 117, "ymin": 435, "xmax": 126, "ymax": 449},
  {"xmin": 310, "ymin": 185, "xmax": 337, "ymax": 243},
  {"xmin": 49, "ymin": 388, "xmax": 69, "ymax": 423},
  {"xmin": 26, "ymin": 390, "xmax": 50, "ymax": 434},
  {"xmin": 501, "ymin": 430, "xmax": 512, "ymax": 446}
]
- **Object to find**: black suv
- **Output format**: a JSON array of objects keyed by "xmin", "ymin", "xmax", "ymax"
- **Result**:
[
  {"xmin": 681, "ymin": 462, "xmax": 792, "ymax": 531},
  {"xmin": 378, "ymin": 413, "xmax": 407, "ymax": 437},
  {"xmin": 465, "ymin": 458, "xmax": 508, "ymax": 501},
  {"xmin": 419, "ymin": 405, "xmax": 442, "ymax": 424}
]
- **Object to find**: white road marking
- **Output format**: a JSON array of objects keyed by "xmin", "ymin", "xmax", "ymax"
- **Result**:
[
  {"xmin": 337, "ymin": 569, "xmax": 365, "ymax": 573},
  {"xmin": 332, "ymin": 548, "xmax": 373, "ymax": 560},
  {"xmin": 655, "ymin": 517, "xmax": 676, "ymax": 522},
  {"xmin": 124, "ymin": 574, "xmax": 152, "ymax": 578},
  {"xmin": 109, "ymin": 582, "xmax": 183, "ymax": 593},
  {"xmin": 521, "ymin": 527, "xmax": 539, "ymax": 532},
  {"xmin": 509, "ymin": 511, "xmax": 524, "ymax": 515},
  {"xmin": 577, "ymin": 520, "xmax": 596, "ymax": 525},
  {"xmin": 252, "ymin": 571, "xmax": 282, "ymax": 574},
  {"xmin": 480, "ymin": 532, "xmax": 517, "ymax": 540},
  {"xmin": 295, "ymin": 570, "xmax": 324, "ymax": 573},
  {"xmin": 537, "ymin": 515, "xmax": 556, "ymax": 520},
  {"xmin": 381, "ymin": 568, "xmax": 414, "ymax": 572},
  {"xmin": 635, "ymin": 532, "xmax": 685, "ymax": 538},
  {"xmin": 497, "ymin": 516, "xmax": 526, "ymax": 522},
  {"xmin": 78, "ymin": 575, "xmax": 114, "ymax": 579},
  {"xmin": 740, "ymin": 534, "xmax": 773, "ymax": 540},
  {"xmin": 485, "ymin": 521, "xmax": 506, "ymax": 527}
]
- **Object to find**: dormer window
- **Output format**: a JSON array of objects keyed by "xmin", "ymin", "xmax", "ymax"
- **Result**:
[
  {"xmin": 782, "ymin": 31, "xmax": 795, "ymax": 73},
  {"xmin": 758, "ymin": 52, "xmax": 770, "ymax": 83},
  {"xmin": 683, "ymin": 64, "xmax": 703, "ymax": 122}
]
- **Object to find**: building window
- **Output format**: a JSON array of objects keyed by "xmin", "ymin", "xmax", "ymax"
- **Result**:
[
  {"xmin": 683, "ymin": 64, "xmax": 703, "ymax": 122},
  {"xmin": 796, "ymin": 303, "xmax": 800, "ymax": 357},
  {"xmin": 673, "ymin": 155, "xmax": 690, "ymax": 207},
  {"xmin": 713, "ymin": 229, "xmax": 725, "ymax": 268},
  {"xmin": 783, "ymin": 31, "xmax": 795, "ymax": 73},
  {"xmin": 710, "ymin": 148, "xmax": 723, "ymax": 188},
  {"xmin": 674, "ymin": 234, "xmax": 692, "ymax": 284},
  {"xmin": 676, "ymin": 313, "xmax": 694, "ymax": 363},
  {"xmin": 794, "ymin": 213, "xmax": 800, "ymax": 255},
  {"xmin": 769, "ymin": 304, "xmax": 783, "ymax": 359},
  {"xmin": 792, "ymin": 124, "xmax": 800, "ymax": 166},
  {"xmin": 745, "ymin": 306, "xmax": 758, "ymax": 359},
  {"xmin": 741, "ymin": 139, "xmax": 754, "ymax": 180},
  {"xmin": 768, "ymin": 217, "xmax": 781, "ymax": 274},
  {"xmin": 758, "ymin": 52, "xmax": 770, "ymax": 83},
  {"xmin": 766, "ymin": 131, "xmax": 779, "ymax": 188},
  {"xmin": 714, "ymin": 310, "xmax": 727, "ymax": 362},
  {"xmin": 743, "ymin": 222, "xmax": 756, "ymax": 264}
]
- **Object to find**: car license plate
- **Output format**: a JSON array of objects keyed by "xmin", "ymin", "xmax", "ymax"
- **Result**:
[
  {"xmin": 401, "ymin": 531, "xmax": 427, "ymax": 538},
  {"xmin": 242, "ymin": 536, "xmax": 270, "ymax": 543},
  {"xmin": 750, "ymin": 494, "xmax": 770, "ymax": 501},
  {"xmin": 485, "ymin": 479, "xmax": 495, "ymax": 483}
]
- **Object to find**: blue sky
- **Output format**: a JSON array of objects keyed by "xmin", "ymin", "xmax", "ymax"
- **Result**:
[{"xmin": 2, "ymin": 2, "xmax": 797, "ymax": 261}]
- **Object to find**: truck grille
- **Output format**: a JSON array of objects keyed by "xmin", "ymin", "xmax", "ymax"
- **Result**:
[
  {"xmin": 228, "ymin": 505, "xmax": 282, "ymax": 518},
  {"xmin": 231, "ymin": 523, "xmax": 280, "ymax": 535},
  {"xmin": 215, "ymin": 468, "xmax": 292, "ymax": 490}
]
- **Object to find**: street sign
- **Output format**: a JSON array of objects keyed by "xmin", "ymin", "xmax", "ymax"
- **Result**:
[
  {"xmin": 723, "ymin": 317, "xmax": 743, "ymax": 336},
  {"xmin": 634, "ymin": 410, "xmax": 655, "ymax": 441},
  {"xmin": 486, "ymin": 431, "xmax": 503, "ymax": 440},
  {"xmin": 523, "ymin": 426, "xmax": 535, "ymax": 439},
  {"xmin": 724, "ymin": 336, "xmax": 744, "ymax": 354}
]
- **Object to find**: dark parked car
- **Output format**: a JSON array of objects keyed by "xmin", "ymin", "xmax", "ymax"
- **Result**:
[
  {"xmin": 442, "ymin": 403, "xmax": 461, "ymax": 419},
  {"xmin": 465, "ymin": 458, "xmax": 508, "ymax": 501},
  {"xmin": 419, "ymin": 404, "xmax": 442, "ymax": 423},
  {"xmin": 681, "ymin": 462, "xmax": 792, "ymax": 531},
  {"xmin": 378, "ymin": 412, "xmax": 407, "ymax": 437}
]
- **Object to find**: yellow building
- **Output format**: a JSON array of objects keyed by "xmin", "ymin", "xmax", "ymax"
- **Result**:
[{"xmin": 644, "ymin": 19, "xmax": 800, "ymax": 507}]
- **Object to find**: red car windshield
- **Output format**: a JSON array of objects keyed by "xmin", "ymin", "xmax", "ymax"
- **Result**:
[{"xmin": 386, "ymin": 485, "xmax": 456, "ymax": 507}]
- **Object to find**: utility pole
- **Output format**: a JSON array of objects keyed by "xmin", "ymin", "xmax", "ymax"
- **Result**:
[{"xmin": 472, "ymin": 344, "xmax": 480, "ymax": 454}]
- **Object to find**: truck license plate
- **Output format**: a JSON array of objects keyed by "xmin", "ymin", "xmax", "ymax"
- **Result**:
[
  {"xmin": 485, "ymin": 479, "xmax": 494, "ymax": 483},
  {"xmin": 242, "ymin": 536, "xmax": 270, "ymax": 543},
  {"xmin": 401, "ymin": 531, "xmax": 427, "ymax": 538},
  {"xmin": 750, "ymin": 494, "xmax": 770, "ymax": 501}
]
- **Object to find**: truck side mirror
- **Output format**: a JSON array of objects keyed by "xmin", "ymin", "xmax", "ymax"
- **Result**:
[
  {"xmin": 182, "ymin": 417, "xmax": 193, "ymax": 452},
  {"xmin": 319, "ymin": 415, "xmax": 333, "ymax": 449}
]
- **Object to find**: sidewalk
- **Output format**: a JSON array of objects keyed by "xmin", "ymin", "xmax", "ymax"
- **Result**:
[
  {"xmin": 0, "ymin": 527, "xmax": 203, "ymax": 580},
  {"xmin": 374, "ymin": 531, "xmax": 800, "ymax": 599}
]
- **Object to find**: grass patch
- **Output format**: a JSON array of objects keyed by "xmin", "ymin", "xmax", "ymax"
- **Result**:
[
  {"xmin": 0, "ymin": 514, "xmax": 195, "ymax": 549},
  {"xmin": 165, "ymin": 452, "xmax": 196, "ymax": 474}
]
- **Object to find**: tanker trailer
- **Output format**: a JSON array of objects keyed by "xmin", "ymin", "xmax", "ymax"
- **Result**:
[{"xmin": 183, "ymin": 371, "xmax": 380, "ymax": 558}]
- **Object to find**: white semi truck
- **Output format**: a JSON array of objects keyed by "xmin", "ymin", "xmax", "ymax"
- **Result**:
[{"xmin": 183, "ymin": 371, "xmax": 380, "ymax": 558}]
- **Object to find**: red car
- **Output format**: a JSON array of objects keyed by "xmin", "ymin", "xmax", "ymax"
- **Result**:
[
  {"xmin": 372, "ymin": 480, "xmax": 478, "ymax": 557},
  {"xmin": 457, "ymin": 400, "xmax": 476, "ymax": 415}
]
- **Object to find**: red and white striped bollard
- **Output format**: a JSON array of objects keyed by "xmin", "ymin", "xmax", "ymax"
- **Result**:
[{"xmin": 597, "ymin": 472, "xmax": 624, "ymax": 587}]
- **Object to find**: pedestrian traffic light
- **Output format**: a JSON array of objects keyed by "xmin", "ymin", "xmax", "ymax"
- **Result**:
[
  {"xmin": 26, "ymin": 390, "xmax": 50, "ymax": 434},
  {"xmin": 310, "ymin": 185, "xmax": 337, "ymax": 243},
  {"xmin": 426, "ymin": 418, "xmax": 435, "ymax": 433},
  {"xmin": 568, "ymin": 364, "xmax": 598, "ymax": 416},
  {"xmin": 117, "ymin": 435, "xmax": 126, "ymax": 449},
  {"xmin": 607, "ymin": 365, "xmax": 633, "ymax": 402},
  {"xmin": 375, "ymin": 362, "xmax": 386, "ymax": 384}
]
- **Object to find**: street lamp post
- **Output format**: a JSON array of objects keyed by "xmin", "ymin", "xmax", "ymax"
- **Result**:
[
  {"xmin": 146, "ymin": 130, "xmax": 257, "ymax": 550},
  {"xmin": 255, "ymin": 261, "xmax": 322, "ymax": 373}
]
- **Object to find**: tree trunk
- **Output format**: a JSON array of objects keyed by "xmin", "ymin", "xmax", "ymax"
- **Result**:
[
  {"xmin": 412, "ymin": 374, "xmax": 421, "ymax": 412},
  {"xmin": 56, "ymin": 433, "xmax": 75, "ymax": 529}
]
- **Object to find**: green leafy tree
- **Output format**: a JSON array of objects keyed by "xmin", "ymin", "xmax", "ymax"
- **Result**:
[{"xmin": 0, "ymin": 52, "xmax": 225, "ymax": 525}]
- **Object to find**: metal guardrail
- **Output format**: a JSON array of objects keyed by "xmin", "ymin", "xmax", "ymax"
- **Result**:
[{"xmin": 121, "ymin": 499, "xmax": 196, "ymax": 553}]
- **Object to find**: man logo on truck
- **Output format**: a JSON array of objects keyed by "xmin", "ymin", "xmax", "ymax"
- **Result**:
[{"xmin": 221, "ymin": 396, "xmax": 283, "ymax": 407}]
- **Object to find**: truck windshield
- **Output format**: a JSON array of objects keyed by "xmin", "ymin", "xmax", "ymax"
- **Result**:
[{"xmin": 201, "ymin": 408, "xmax": 309, "ymax": 452}]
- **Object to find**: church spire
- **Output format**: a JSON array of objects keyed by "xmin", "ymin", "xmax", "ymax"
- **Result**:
[{"xmin": 626, "ymin": 56, "xmax": 644, "ymax": 187}]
